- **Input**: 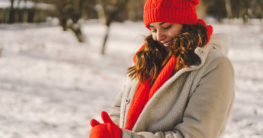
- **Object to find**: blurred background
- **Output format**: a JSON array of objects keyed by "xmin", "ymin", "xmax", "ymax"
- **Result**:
[{"xmin": 0, "ymin": 0, "xmax": 262, "ymax": 138}]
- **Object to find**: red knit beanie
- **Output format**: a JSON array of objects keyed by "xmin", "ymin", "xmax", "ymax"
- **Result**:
[
  {"xmin": 144, "ymin": 0, "xmax": 200, "ymax": 29},
  {"xmin": 143, "ymin": 0, "xmax": 213, "ymax": 43}
]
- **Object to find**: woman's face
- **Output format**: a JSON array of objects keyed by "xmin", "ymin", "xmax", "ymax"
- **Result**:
[{"xmin": 148, "ymin": 22, "xmax": 183, "ymax": 51}]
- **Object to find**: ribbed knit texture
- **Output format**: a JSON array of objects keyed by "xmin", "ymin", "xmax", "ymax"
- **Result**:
[
  {"xmin": 144, "ymin": 0, "xmax": 200, "ymax": 29},
  {"xmin": 125, "ymin": 53, "xmax": 177, "ymax": 130},
  {"xmin": 197, "ymin": 19, "xmax": 213, "ymax": 44}
]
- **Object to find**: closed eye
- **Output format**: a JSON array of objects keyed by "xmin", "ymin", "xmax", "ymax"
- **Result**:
[
  {"xmin": 151, "ymin": 29, "xmax": 157, "ymax": 33},
  {"xmin": 164, "ymin": 25, "xmax": 172, "ymax": 29}
]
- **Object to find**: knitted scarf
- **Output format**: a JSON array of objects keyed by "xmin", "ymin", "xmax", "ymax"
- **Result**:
[
  {"xmin": 125, "ymin": 19, "xmax": 213, "ymax": 130},
  {"xmin": 125, "ymin": 52, "xmax": 177, "ymax": 130}
]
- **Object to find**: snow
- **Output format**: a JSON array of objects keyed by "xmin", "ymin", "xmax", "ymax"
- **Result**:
[{"xmin": 0, "ymin": 21, "xmax": 262, "ymax": 138}]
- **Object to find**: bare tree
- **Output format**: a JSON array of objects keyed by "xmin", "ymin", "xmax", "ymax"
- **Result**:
[
  {"xmin": 225, "ymin": 0, "xmax": 232, "ymax": 19},
  {"xmin": 28, "ymin": 0, "xmax": 96, "ymax": 42},
  {"xmin": 51, "ymin": 0, "xmax": 96, "ymax": 42},
  {"xmin": 201, "ymin": 0, "xmax": 263, "ymax": 24},
  {"xmin": 98, "ymin": 0, "xmax": 129, "ymax": 54},
  {"xmin": 9, "ymin": 0, "xmax": 15, "ymax": 23},
  {"xmin": 241, "ymin": 0, "xmax": 251, "ymax": 24},
  {"xmin": 201, "ymin": 0, "xmax": 227, "ymax": 23}
]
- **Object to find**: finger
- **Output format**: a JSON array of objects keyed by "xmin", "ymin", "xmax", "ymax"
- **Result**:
[
  {"xmin": 90, "ymin": 119, "xmax": 101, "ymax": 127},
  {"xmin": 101, "ymin": 111, "xmax": 114, "ymax": 124}
]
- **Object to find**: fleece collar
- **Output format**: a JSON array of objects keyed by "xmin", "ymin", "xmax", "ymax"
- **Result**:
[{"xmin": 194, "ymin": 33, "xmax": 230, "ymax": 68}]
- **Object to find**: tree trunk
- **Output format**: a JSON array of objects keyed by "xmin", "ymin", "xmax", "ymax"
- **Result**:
[
  {"xmin": 23, "ymin": 0, "xmax": 28, "ymax": 23},
  {"xmin": 237, "ymin": 0, "xmax": 240, "ymax": 18},
  {"xmin": 9, "ymin": 0, "xmax": 15, "ymax": 24},
  {"xmin": 70, "ymin": 23, "xmax": 86, "ymax": 43},
  {"xmin": 100, "ymin": 0, "xmax": 129, "ymax": 54},
  {"xmin": 95, "ymin": 0, "xmax": 106, "ymax": 24},
  {"xmin": 243, "ymin": 8, "xmax": 249, "ymax": 24},
  {"xmin": 101, "ymin": 24, "xmax": 110, "ymax": 55},
  {"xmin": 59, "ymin": 18, "xmax": 68, "ymax": 31},
  {"xmin": 225, "ymin": 0, "xmax": 232, "ymax": 20}
]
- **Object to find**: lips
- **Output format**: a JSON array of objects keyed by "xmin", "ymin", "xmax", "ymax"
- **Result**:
[{"xmin": 162, "ymin": 39, "xmax": 173, "ymax": 46}]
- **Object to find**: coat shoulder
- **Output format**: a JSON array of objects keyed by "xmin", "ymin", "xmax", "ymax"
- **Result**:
[{"xmin": 206, "ymin": 48, "xmax": 233, "ymax": 70}]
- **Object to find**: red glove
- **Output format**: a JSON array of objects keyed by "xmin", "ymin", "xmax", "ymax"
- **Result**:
[{"xmin": 89, "ymin": 111, "xmax": 122, "ymax": 138}]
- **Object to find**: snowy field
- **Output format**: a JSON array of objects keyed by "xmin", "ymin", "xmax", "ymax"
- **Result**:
[{"xmin": 0, "ymin": 20, "xmax": 262, "ymax": 138}]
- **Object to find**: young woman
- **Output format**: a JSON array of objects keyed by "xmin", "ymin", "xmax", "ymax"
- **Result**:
[{"xmin": 89, "ymin": 0, "xmax": 235, "ymax": 138}]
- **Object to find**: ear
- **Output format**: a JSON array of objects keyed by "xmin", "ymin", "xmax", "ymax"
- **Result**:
[{"xmin": 188, "ymin": 0, "xmax": 200, "ymax": 6}]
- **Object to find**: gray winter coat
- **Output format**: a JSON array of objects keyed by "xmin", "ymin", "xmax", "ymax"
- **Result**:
[{"xmin": 109, "ymin": 33, "xmax": 235, "ymax": 138}]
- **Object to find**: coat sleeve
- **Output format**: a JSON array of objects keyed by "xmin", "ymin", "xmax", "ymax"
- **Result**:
[{"xmin": 121, "ymin": 56, "xmax": 235, "ymax": 138}]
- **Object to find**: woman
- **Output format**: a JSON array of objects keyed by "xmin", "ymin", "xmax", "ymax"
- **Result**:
[{"xmin": 89, "ymin": 0, "xmax": 235, "ymax": 137}]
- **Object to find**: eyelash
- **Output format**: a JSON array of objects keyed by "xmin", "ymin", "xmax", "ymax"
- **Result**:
[
  {"xmin": 151, "ymin": 25, "xmax": 172, "ymax": 33},
  {"xmin": 164, "ymin": 25, "xmax": 172, "ymax": 29}
]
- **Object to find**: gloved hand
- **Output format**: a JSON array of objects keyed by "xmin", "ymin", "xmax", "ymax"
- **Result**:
[{"xmin": 89, "ymin": 111, "xmax": 122, "ymax": 138}]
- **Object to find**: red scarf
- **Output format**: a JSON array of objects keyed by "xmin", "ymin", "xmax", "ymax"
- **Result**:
[
  {"xmin": 125, "ymin": 19, "xmax": 213, "ymax": 130},
  {"xmin": 125, "ymin": 52, "xmax": 177, "ymax": 130}
]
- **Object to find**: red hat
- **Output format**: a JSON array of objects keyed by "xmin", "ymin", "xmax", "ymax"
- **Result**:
[
  {"xmin": 143, "ymin": 0, "xmax": 200, "ymax": 29},
  {"xmin": 143, "ymin": 0, "xmax": 213, "ymax": 43}
]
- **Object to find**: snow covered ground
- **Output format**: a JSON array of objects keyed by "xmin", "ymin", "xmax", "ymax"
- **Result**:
[{"xmin": 0, "ymin": 20, "xmax": 262, "ymax": 138}]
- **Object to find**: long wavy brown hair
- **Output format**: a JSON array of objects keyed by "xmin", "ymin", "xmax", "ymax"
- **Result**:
[{"xmin": 127, "ymin": 24, "xmax": 209, "ymax": 84}]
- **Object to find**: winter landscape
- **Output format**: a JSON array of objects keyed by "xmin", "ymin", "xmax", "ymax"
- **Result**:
[{"xmin": 0, "ymin": 19, "xmax": 262, "ymax": 138}]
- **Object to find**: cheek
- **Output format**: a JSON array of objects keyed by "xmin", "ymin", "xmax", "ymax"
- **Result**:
[
  {"xmin": 167, "ymin": 29, "xmax": 180, "ymax": 38},
  {"xmin": 167, "ymin": 32, "xmax": 176, "ymax": 38},
  {"xmin": 152, "ymin": 34, "xmax": 157, "ymax": 41}
]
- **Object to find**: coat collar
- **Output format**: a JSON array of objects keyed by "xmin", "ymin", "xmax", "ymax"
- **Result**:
[{"xmin": 194, "ymin": 33, "xmax": 230, "ymax": 68}]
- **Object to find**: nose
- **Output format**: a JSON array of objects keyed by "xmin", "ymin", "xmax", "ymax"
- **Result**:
[{"xmin": 156, "ymin": 30, "xmax": 165, "ymax": 41}]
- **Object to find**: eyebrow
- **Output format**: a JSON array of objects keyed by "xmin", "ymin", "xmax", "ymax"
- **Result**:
[{"xmin": 148, "ymin": 22, "xmax": 166, "ymax": 28}]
